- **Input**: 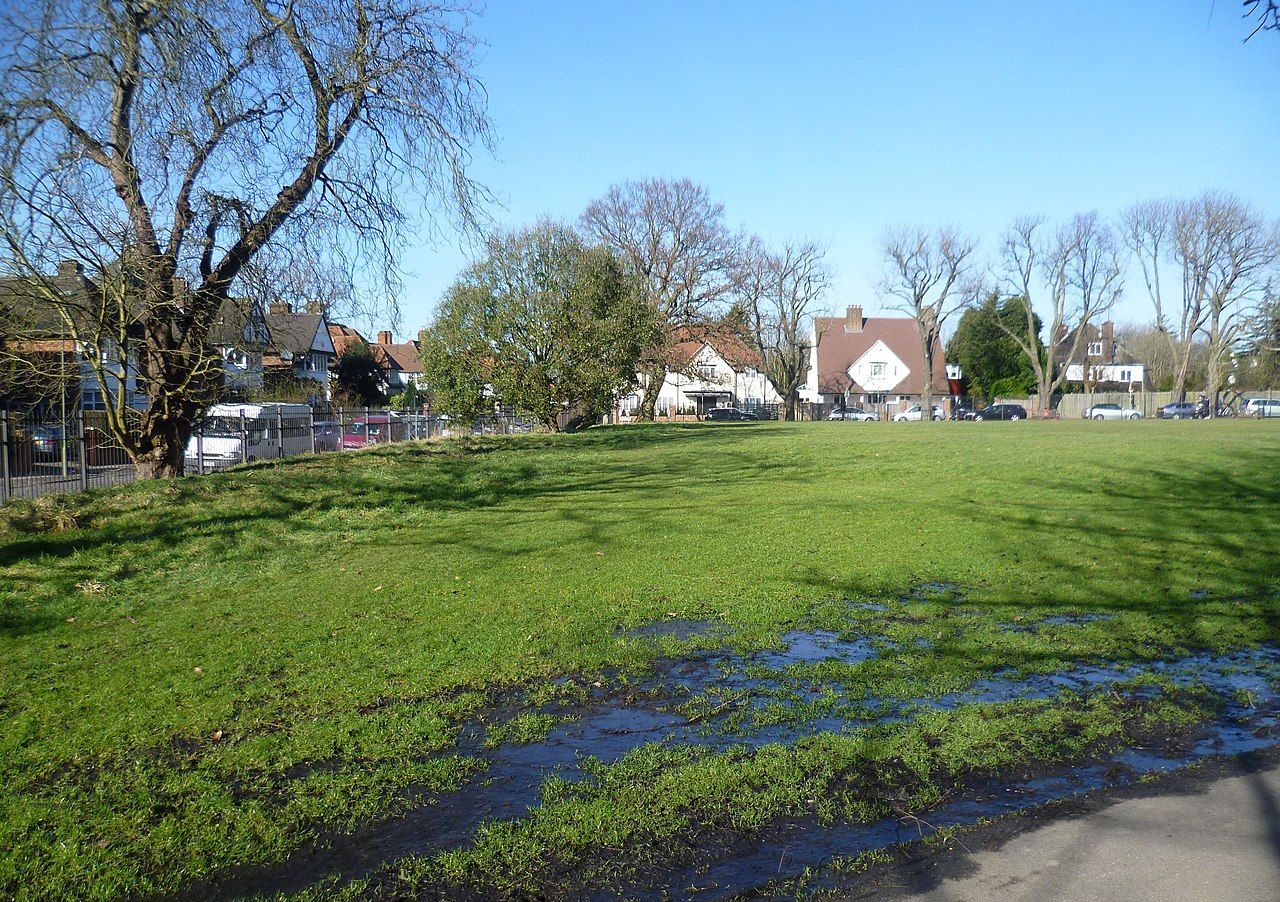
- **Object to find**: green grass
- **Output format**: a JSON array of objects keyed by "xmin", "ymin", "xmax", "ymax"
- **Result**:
[{"xmin": 1, "ymin": 420, "xmax": 1279, "ymax": 898}]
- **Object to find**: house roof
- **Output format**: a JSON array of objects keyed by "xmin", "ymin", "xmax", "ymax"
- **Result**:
[
  {"xmin": 265, "ymin": 309, "xmax": 329, "ymax": 357},
  {"xmin": 327, "ymin": 322, "xmax": 368, "ymax": 356},
  {"xmin": 1054, "ymin": 322, "xmax": 1143, "ymax": 366},
  {"xmin": 669, "ymin": 324, "xmax": 765, "ymax": 373},
  {"xmin": 0, "ymin": 266, "xmax": 107, "ymax": 337},
  {"xmin": 374, "ymin": 340, "xmax": 423, "ymax": 374},
  {"xmin": 812, "ymin": 309, "xmax": 947, "ymax": 395}
]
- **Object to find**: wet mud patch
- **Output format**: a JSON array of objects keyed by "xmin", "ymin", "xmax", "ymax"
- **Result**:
[{"xmin": 176, "ymin": 593, "xmax": 1280, "ymax": 901}]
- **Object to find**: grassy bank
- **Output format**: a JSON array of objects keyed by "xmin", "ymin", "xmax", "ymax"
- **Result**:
[{"xmin": 2, "ymin": 421, "xmax": 1278, "ymax": 897}]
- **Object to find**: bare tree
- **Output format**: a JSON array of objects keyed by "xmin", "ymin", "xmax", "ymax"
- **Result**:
[
  {"xmin": 1125, "ymin": 194, "xmax": 1278, "ymax": 403},
  {"xmin": 1197, "ymin": 200, "xmax": 1279, "ymax": 413},
  {"xmin": 738, "ymin": 237, "xmax": 830, "ymax": 421},
  {"xmin": 878, "ymin": 226, "xmax": 978, "ymax": 421},
  {"xmin": 997, "ymin": 213, "xmax": 1123, "ymax": 411},
  {"xmin": 580, "ymin": 178, "xmax": 741, "ymax": 421},
  {"xmin": 0, "ymin": 0, "xmax": 492, "ymax": 476}
]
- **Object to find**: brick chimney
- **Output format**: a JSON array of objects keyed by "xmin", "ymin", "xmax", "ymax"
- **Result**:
[
  {"xmin": 844, "ymin": 305, "xmax": 864, "ymax": 333},
  {"xmin": 57, "ymin": 260, "xmax": 84, "ymax": 279},
  {"xmin": 377, "ymin": 330, "xmax": 392, "ymax": 345},
  {"xmin": 269, "ymin": 300, "xmax": 291, "ymax": 315},
  {"xmin": 1101, "ymin": 320, "xmax": 1114, "ymax": 352}
]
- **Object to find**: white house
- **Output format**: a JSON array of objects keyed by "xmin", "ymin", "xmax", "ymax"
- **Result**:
[
  {"xmin": 263, "ymin": 302, "xmax": 335, "ymax": 396},
  {"xmin": 1055, "ymin": 321, "xmax": 1147, "ymax": 388},
  {"xmin": 619, "ymin": 332, "xmax": 781, "ymax": 418},
  {"xmin": 803, "ymin": 306, "xmax": 948, "ymax": 406}
]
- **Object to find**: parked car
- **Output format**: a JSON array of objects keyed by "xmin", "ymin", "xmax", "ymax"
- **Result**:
[
  {"xmin": 31, "ymin": 425, "xmax": 65, "ymax": 459},
  {"xmin": 342, "ymin": 414, "xmax": 408, "ymax": 449},
  {"xmin": 1084, "ymin": 402, "xmax": 1142, "ymax": 421},
  {"xmin": 975, "ymin": 403, "xmax": 1027, "ymax": 421},
  {"xmin": 828, "ymin": 407, "xmax": 878, "ymax": 422},
  {"xmin": 1243, "ymin": 398, "xmax": 1280, "ymax": 419},
  {"xmin": 1158, "ymin": 401, "xmax": 1198, "ymax": 420},
  {"xmin": 893, "ymin": 404, "xmax": 945, "ymax": 422},
  {"xmin": 186, "ymin": 403, "xmax": 313, "ymax": 468},
  {"xmin": 704, "ymin": 407, "xmax": 757, "ymax": 421},
  {"xmin": 312, "ymin": 420, "xmax": 342, "ymax": 452}
]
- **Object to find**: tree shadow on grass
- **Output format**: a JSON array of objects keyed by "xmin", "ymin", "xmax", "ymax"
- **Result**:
[{"xmin": 0, "ymin": 424, "xmax": 799, "ymax": 591}]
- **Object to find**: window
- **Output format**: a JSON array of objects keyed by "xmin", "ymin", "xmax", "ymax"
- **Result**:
[
  {"xmin": 870, "ymin": 361, "xmax": 886, "ymax": 377},
  {"xmin": 1119, "ymin": 369, "xmax": 1131, "ymax": 382},
  {"xmin": 1087, "ymin": 341, "xmax": 1103, "ymax": 357},
  {"xmin": 694, "ymin": 363, "xmax": 716, "ymax": 380}
]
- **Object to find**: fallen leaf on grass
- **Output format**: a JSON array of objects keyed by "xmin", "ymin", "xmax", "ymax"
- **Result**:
[{"xmin": 211, "ymin": 730, "xmax": 223, "ymax": 742}]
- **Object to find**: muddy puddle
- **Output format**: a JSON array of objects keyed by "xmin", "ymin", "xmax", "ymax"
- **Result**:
[{"xmin": 192, "ymin": 592, "xmax": 1280, "ymax": 901}]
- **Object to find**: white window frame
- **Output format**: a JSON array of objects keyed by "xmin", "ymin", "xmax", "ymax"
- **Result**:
[{"xmin": 1087, "ymin": 341, "xmax": 1103, "ymax": 357}]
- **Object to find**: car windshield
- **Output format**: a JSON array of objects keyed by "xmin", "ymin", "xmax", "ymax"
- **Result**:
[
  {"xmin": 1098, "ymin": 404, "xmax": 1119, "ymax": 410},
  {"xmin": 203, "ymin": 416, "xmax": 245, "ymax": 437}
]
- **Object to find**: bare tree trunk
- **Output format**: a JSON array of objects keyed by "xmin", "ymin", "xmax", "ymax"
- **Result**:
[
  {"xmin": 1171, "ymin": 340, "xmax": 1196, "ymax": 402},
  {"xmin": 784, "ymin": 396, "xmax": 797, "ymax": 421},
  {"xmin": 636, "ymin": 364, "xmax": 665, "ymax": 421},
  {"xmin": 133, "ymin": 414, "xmax": 191, "ymax": 479},
  {"xmin": 921, "ymin": 342, "xmax": 934, "ymax": 422}
]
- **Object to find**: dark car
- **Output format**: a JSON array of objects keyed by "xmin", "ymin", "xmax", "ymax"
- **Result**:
[
  {"xmin": 704, "ymin": 407, "xmax": 756, "ymax": 422},
  {"xmin": 312, "ymin": 420, "xmax": 342, "ymax": 452},
  {"xmin": 975, "ymin": 403, "xmax": 1027, "ymax": 421},
  {"xmin": 951, "ymin": 405, "xmax": 979, "ymax": 421},
  {"xmin": 31, "ymin": 425, "xmax": 65, "ymax": 458},
  {"xmin": 1158, "ymin": 402, "xmax": 1198, "ymax": 420}
]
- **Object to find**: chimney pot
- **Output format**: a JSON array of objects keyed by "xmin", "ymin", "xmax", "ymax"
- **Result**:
[{"xmin": 377, "ymin": 330, "xmax": 392, "ymax": 345}]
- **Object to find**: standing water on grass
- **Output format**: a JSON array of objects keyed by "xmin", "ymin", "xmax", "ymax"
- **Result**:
[{"xmin": 191, "ymin": 593, "xmax": 1280, "ymax": 901}]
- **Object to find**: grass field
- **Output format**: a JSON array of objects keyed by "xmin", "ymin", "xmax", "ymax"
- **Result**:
[{"xmin": 2, "ymin": 420, "xmax": 1279, "ymax": 898}]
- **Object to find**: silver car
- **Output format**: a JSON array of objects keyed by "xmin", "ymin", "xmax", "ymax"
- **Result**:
[
  {"xmin": 1244, "ymin": 398, "xmax": 1280, "ymax": 418},
  {"xmin": 828, "ymin": 407, "xmax": 878, "ymax": 422},
  {"xmin": 1084, "ymin": 403, "xmax": 1141, "ymax": 421}
]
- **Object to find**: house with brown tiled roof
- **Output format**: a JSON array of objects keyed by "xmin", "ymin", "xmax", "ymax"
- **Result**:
[
  {"xmin": 619, "ymin": 326, "xmax": 782, "ymax": 418},
  {"xmin": 804, "ymin": 306, "xmax": 948, "ymax": 407},
  {"xmin": 327, "ymin": 322, "xmax": 424, "ymax": 393},
  {"xmin": 370, "ymin": 330, "xmax": 424, "ymax": 392}
]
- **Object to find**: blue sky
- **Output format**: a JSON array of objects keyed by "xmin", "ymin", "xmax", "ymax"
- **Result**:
[{"xmin": 390, "ymin": 0, "xmax": 1280, "ymax": 337}]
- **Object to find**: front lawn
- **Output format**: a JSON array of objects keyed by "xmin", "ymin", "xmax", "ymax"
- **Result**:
[{"xmin": 2, "ymin": 421, "xmax": 1278, "ymax": 898}]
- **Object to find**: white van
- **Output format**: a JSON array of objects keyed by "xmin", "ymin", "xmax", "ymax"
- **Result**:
[{"xmin": 186, "ymin": 403, "xmax": 313, "ymax": 470}]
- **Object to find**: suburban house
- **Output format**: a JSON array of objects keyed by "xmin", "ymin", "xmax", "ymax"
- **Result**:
[
  {"xmin": 803, "ymin": 306, "xmax": 948, "ymax": 408},
  {"xmin": 619, "ymin": 328, "xmax": 781, "ymax": 418},
  {"xmin": 327, "ymin": 324, "xmax": 425, "ymax": 393},
  {"xmin": 1, "ymin": 262, "xmax": 268, "ymax": 408},
  {"xmin": 1054, "ymin": 321, "xmax": 1147, "ymax": 389},
  {"xmin": 263, "ymin": 302, "xmax": 335, "ymax": 396},
  {"xmin": 372, "ymin": 330, "xmax": 425, "ymax": 392},
  {"xmin": 209, "ymin": 299, "xmax": 270, "ymax": 394}
]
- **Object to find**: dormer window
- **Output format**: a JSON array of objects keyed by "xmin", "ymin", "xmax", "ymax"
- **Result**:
[
  {"xmin": 1087, "ymin": 341, "xmax": 1103, "ymax": 357},
  {"xmin": 870, "ymin": 362, "xmax": 886, "ymax": 377}
]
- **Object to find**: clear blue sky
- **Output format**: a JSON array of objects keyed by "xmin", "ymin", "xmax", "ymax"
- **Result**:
[{"xmin": 390, "ymin": 0, "xmax": 1280, "ymax": 337}]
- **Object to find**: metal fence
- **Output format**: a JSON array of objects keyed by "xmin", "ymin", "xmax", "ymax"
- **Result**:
[{"xmin": 0, "ymin": 404, "xmax": 535, "ymax": 505}]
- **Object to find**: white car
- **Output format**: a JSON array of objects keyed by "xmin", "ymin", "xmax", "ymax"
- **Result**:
[
  {"xmin": 828, "ymin": 407, "xmax": 878, "ymax": 422},
  {"xmin": 893, "ymin": 404, "xmax": 945, "ymax": 422},
  {"xmin": 1244, "ymin": 398, "xmax": 1280, "ymax": 418},
  {"xmin": 1083, "ymin": 403, "xmax": 1141, "ymax": 421}
]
